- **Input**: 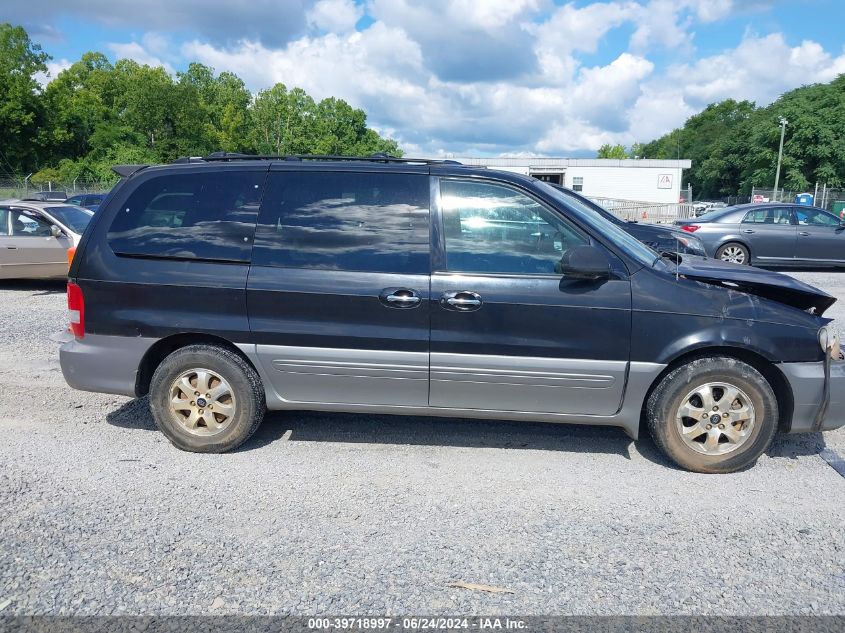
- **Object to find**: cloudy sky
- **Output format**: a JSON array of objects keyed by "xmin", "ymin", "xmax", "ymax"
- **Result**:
[{"xmin": 5, "ymin": 0, "xmax": 845, "ymax": 156}]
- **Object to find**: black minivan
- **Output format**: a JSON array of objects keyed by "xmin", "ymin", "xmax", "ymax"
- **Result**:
[{"xmin": 60, "ymin": 155, "xmax": 844, "ymax": 473}]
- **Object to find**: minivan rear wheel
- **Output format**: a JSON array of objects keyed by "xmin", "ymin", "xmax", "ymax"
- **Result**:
[
  {"xmin": 646, "ymin": 357, "xmax": 778, "ymax": 473},
  {"xmin": 150, "ymin": 344, "xmax": 265, "ymax": 452}
]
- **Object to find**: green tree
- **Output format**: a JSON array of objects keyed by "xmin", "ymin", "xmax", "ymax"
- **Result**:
[
  {"xmin": 596, "ymin": 143, "xmax": 627, "ymax": 159},
  {"xmin": 0, "ymin": 23, "xmax": 49, "ymax": 172}
]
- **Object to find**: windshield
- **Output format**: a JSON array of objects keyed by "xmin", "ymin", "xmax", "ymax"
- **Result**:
[
  {"xmin": 44, "ymin": 205, "xmax": 93, "ymax": 234},
  {"xmin": 537, "ymin": 181, "xmax": 660, "ymax": 266}
]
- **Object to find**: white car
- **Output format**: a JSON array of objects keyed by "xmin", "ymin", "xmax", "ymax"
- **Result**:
[{"xmin": 0, "ymin": 199, "xmax": 93, "ymax": 279}]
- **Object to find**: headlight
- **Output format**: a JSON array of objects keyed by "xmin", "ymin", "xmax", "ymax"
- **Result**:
[{"xmin": 819, "ymin": 327, "xmax": 841, "ymax": 360}]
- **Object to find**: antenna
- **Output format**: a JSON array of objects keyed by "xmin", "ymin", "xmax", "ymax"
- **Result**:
[{"xmin": 675, "ymin": 236, "xmax": 681, "ymax": 281}]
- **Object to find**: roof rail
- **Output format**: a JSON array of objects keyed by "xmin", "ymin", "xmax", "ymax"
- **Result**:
[{"xmin": 181, "ymin": 151, "xmax": 465, "ymax": 165}]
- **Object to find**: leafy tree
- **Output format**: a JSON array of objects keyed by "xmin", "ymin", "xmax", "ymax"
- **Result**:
[
  {"xmin": 596, "ymin": 143, "xmax": 627, "ymax": 159},
  {"xmin": 0, "ymin": 23, "xmax": 403, "ymax": 179},
  {"xmin": 0, "ymin": 24, "xmax": 48, "ymax": 172}
]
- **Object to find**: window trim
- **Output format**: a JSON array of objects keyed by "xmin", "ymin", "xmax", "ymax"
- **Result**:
[{"xmin": 432, "ymin": 175, "xmax": 592, "ymax": 278}]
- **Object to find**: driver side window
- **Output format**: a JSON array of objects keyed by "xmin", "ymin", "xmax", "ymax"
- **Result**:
[
  {"xmin": 795, "ymin": 208, "xmax": 839, "ymax": 227},
  {"xmin": 440, "ymin": 179, "xmax": 589, "ymax": 274},
  {"xmin": 10, "ymin": 210, "xmax": 52, "ymax": 237}
]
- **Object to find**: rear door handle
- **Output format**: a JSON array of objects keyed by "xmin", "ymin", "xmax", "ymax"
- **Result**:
[
  {"xmin": 380, "ymin": 288, "xmax": 421, "ymax": 309},
  {"xmin": 799, "ymin": 231, "xmax": 811, "ymax": 236},
  {"xmin": 741, "ymin": 229, "xmax": 755, "ymax": 234},
  {"xmin": 441, "ymin": 291, "xmax": 483, "ymax": 312}
]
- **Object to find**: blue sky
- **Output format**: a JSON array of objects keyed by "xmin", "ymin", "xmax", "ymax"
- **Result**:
[{"xmin": 4, "ymin": 1, "xmax": 844, "ymax": 156}]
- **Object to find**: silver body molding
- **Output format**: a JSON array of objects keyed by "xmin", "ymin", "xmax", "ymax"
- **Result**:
[
  {"xmin": 779, "ymin": 360, "xmax": 845, "ymax": 433},
  {"xmin": 59, "ymin": 332, "xmax": 156, "ymax": 397},
  {"xmin": 239, "ymin": 343, "xmax": 664, "ymax": 439}
]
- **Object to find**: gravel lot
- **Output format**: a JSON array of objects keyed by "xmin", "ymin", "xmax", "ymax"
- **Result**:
[{"xmin": 0, "ymin": 271, "xmax": 844, "ymax": 616}]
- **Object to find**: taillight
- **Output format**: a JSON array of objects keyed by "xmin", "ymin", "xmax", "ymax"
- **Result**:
[
  {"xmin": 67, "ymin": 282, "xmax": 84, "ymax": 338},
  {"xmin": 67, "ymin": 246, "xmax": 76, "ymax": 270},
  {"xmin": 681, "ymin": 224, "xmax": 700, "ymax": 233}
]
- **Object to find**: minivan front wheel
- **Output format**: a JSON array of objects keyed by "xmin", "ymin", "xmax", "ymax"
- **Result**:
[
  {"xmin": 716, "ymin": 242, "xmax": 749, "ymax": 265},
  {"xmin": 150, "ymin": 344, "xmax": 266, "ymax": 452},
  {"xmin": 646, "ymin": 357, "xmax": 778, "ymax": 473}
]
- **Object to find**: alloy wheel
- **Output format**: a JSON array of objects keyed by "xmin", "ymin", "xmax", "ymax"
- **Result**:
[
  {"xmin": 168, "ymin": 368, "xmax": 237, "ymax": 436},
  {"xmin": 675, "ymin": 382, "xmax": 756, "ymax": 456}
]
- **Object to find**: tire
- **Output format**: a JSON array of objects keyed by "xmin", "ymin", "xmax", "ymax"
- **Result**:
[
  {"xmin": 716, "ymin": 242, "xmax": 750, "ymax": 265},
  {"xmin": 149, "ymin": 344, "xmax": 266, "ymax": 453},
  {"xmin": 646, "ymin": 357, "xmax": 778, "ymax": 473}
]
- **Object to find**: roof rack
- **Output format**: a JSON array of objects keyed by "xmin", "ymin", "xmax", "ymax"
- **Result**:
[{"xmin": 173, "ymin": 151, "xmax": 465, "ymax": 165}]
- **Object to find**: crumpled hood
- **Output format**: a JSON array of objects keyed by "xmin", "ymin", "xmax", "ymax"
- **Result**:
[{"xmin": 676, "ymin": 256, "xmax": 836, "ymax": 315}]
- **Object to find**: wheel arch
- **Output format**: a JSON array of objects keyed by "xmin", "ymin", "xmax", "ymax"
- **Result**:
[
  {"xmin": 640, "ymin": 346, "xmax": 794, "ymax": 435},
  {"xmin": 135, "ymin": 333, "xmax": 259, "ymax": 397}
]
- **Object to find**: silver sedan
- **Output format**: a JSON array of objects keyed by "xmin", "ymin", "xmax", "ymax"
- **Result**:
[
  {"xmin": 0, "ymin": 200, "xmax": 93, "ymax": 279},
  {"xmin": 674, "ymin": 203, "xmax": 845, "ymax": 266}
]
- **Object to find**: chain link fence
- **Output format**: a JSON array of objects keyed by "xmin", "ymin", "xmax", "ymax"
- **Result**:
[
  {"xmin": 0, "ymin": 178, "xmax": 114, "ymax": 201},
  {"xmin": 751, "ymin": 186, "xmax": 845, "ymax": 212}
]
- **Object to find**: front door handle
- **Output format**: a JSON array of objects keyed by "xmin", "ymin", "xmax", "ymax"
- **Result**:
[
  {"xmin": 441, "ymin": 291, "xmax": 483, "ymax": 312},
  {"xmin": 799, "ymin": 231, "xmax": 811, "ymax": 236},
  {"xmin": 741, "ymin": 229, "xmax": 755, "ymax": 234},
  {"xmin": 380, "ymin": 288, "xmax": 421, "ymax": 309}
]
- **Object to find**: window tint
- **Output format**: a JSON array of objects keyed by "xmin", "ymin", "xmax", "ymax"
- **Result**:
[
  {"xmin": 10, "ymin": 209, "xmax": 53, "ymax": 237},
  {"xmin": 742, "ymin": 208, "xmax": 792, "ymax": 225},
  {"xmin": 252, "ymin": 171, "xmax": 429, "ymax": 274},
  {"xmin": 440, "ymin": 179, "xmax": 589, "ymax": 275},
  {"xmin": 0, "ymin": 208, "xmax": 8, "ymax": 236},
  {"xmin": 795, "ymin": 208, "xmax": 840, "ymax": 227},
  {"xmin": 66, "ymin": 196, "xmax": 83, "ymax": 206},
  {"xmin": 107, "ymin": 170, "xmax": 265, "ymax": 262}
]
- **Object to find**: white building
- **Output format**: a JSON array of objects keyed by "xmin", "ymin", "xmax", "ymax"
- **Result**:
[{"xmin": 445, "ymin": 157, "xmax": 692, "ymax": 204}]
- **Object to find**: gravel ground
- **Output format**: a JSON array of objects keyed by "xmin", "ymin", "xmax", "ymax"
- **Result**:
[{"xmin": 0, "ymin": 272, "xmax": 843, "ymax": 616}]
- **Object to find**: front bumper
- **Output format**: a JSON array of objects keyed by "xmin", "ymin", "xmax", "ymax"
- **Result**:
[{"xmin": 780, "ymin": 360, "xmax": 845, "ymax": 433}]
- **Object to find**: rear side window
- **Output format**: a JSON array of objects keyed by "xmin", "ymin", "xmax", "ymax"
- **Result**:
[
  {"xmin": 742, "ymin": 208, "xmax": 792, "ymax": 225},
  {"xmin": 252, "ymin": 171, "xmax": 430, "ymax": 274},
  {"xmin": 107, "ymin": 170, "xmax": 265, "ymax": 262}
]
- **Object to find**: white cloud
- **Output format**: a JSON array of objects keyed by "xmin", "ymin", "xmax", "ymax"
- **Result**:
[
  {"xmin": 668, "ymin": 32, "xmax": 845, "ymax": 108},
  {"xmin": 307, "ymin": 0, "xmax": 363, "ymax": 33},
  {"xmin": 108, "ymin": 34, "xmax": 176, "ymax": 73},
  {"xmin": 34, "ymin": 58, "xmax": 72, "ymax": 87}
]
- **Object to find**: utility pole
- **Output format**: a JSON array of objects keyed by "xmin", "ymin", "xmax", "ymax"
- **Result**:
[{"xmin": 773, "ymin": 117, "xmax": 788, "ymax": 202}]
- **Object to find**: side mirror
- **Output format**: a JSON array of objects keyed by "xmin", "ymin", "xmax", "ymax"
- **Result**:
[
  {"xmin": 50, "ymin": 225, "xmax": 64, "ymax": 238},
  {"xmin": 556, "ymin": 244, "xmax": 611, "ymax": 281}
]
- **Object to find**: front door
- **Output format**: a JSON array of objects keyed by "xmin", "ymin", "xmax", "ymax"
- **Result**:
[
  {"xmin": 247, "ymin": 168, "xmax": 431, "ymax": 406},
  {"xmin": 429, "ymin": 177, "xmax": 632, "ymax": 416},
  {"xmin": 739, "ymin": 206, "xmax": 797, "ymax": 263},
  {"xmin": 0, "ymin": 207, "xmax": 71, "ymax": 279},
  {"xmin": 793, "ymin": 207, "xmax": 845, "ymax": 263}
]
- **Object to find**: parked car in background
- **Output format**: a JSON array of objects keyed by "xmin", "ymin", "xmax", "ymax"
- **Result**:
[
  {"xmin": 551, "ymin": 184, "xmax": 706, "ymax": 257},
  {"xmin": 59, "ymin": 154, "xmax": 844, "ymax": 473},
  {"xmin": 693, "ymin": 201, "xmax": 727, "ymax": 217},
  {"xmin": 24, "ymin": 191, "xmax": 68, "ymax": 202},
  {"xmin": 66, "ymin": 193, "xmax": 107, "ymax": 212},
  {"xmin": 674, "ymin": 203, "xmax": 845, "ymax": 266},
  {"xmin": 0, "ymin": 200, "xmax": 93, "ymax": 279}
]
